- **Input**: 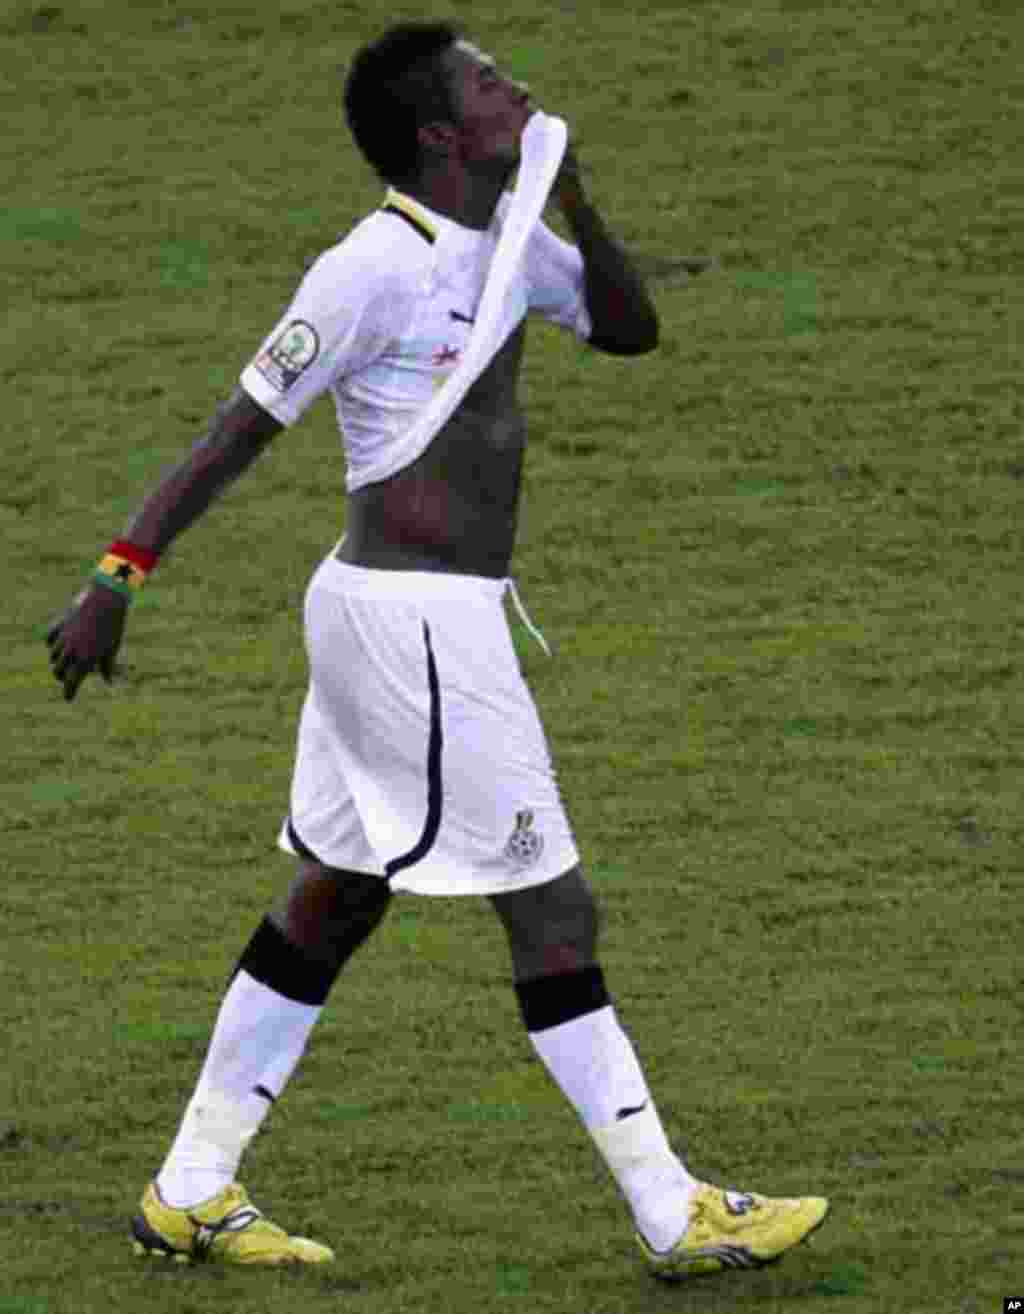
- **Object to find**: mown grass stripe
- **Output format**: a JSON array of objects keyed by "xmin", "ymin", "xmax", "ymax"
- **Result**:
[{"xmin": 1, "ymin": 208, "xmax": 82, "ymax": 242}]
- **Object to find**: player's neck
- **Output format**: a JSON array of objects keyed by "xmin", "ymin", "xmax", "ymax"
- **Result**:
[{"xmin": 402, "ymin": 164, "xmax": 509, "ymax": 232}]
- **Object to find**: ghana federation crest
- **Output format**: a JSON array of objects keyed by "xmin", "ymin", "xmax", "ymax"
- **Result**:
[{"xmin": 503, "ymin": 810, "xmax": 544, "ymax": 869}]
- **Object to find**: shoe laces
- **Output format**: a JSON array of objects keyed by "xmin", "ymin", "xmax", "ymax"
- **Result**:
[{"xmin": 189, "ymin": 1200, "xmax": 264, "ymax": 1260}]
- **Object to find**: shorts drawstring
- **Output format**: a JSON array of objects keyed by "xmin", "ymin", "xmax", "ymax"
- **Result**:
[{"xmin": 506, "ymin": 579, "xmax": 552, "ymax": 657}]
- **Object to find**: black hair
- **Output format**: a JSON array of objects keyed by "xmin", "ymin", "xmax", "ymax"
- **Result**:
[{"xmin": 343, "ymin": 22, "xmax": 462, "ymax": 186}]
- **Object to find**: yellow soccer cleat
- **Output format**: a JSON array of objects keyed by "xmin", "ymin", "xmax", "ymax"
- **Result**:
[
  {"xmin": 639, "ymin": 1182, "xmax": 829, "ymax": 1280},
  {"xmin": 131, "ymin": 1182, "xmax": 334, "ymax": 1266}
]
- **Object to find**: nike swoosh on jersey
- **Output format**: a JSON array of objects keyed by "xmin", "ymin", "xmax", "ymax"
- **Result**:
[{"xmin": 449, "ymin": 309, "xmax": 476, "ymax": 325}]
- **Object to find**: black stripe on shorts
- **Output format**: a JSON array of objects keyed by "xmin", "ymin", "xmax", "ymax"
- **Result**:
[
  {"xmin": 385, "ymin": 621, "xmax": 443, "ymax": 881},
  {"xmin": 287, "ymin": 816, "xmax": 324, "ymax": 865}
]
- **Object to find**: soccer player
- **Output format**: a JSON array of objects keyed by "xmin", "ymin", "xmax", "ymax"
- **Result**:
[{"xmin": 47, "ymin": 23, "xmax": 828, "ymax": 1279}]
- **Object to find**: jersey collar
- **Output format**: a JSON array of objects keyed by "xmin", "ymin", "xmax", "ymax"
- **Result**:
[
  {"xmin": 382, "ymin": 187, "xmax": 506, "ymax": 246},
  {"xmin": 382, "ymin": 189, "xmax": 441, "ymax": 245}
]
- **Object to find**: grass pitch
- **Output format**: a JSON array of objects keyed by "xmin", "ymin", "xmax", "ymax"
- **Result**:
[{"xmin": 2, "ymin": 2, "xmax": 1022, "ymax": 1312}]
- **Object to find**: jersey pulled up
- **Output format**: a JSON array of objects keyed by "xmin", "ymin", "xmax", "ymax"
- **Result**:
[{"xmin": 240, "ymin": 189, "xmax": 592, "ymax": 492}]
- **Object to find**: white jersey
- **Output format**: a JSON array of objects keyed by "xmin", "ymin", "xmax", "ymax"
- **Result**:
[{"xmin": 240, "ymin": 188, "xmax": 592, "ymax": 491}]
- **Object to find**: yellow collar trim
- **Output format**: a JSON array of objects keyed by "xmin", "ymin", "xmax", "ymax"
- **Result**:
[{"xmin": 383, "ymin": 188, "xmax": 439, "ymax": 243}]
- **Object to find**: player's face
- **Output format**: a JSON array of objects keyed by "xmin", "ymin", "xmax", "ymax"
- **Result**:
[{"xmin": 442, "ymin": 41, "xmax": 533, "ymax": 178}]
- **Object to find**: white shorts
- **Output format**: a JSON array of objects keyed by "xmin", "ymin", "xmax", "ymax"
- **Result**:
[{"xmin": 278, "ymin": 552, "xmax": 579, "ymax": 896}]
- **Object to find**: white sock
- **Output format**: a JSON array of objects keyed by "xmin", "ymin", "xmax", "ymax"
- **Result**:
[
  {"xmin": 591, "ymin": 1105, "xmax": 699, "ymax": 1252},
  {"xmin": 156, "ymin": 970, "xmax": 321, "ymax": 1208},
  {"xmin": 529, "ymin": 1005, "xmax": 698, "ymax": 1251}
]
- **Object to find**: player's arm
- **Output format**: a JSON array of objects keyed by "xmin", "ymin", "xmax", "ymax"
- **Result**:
[
  {"xmin": 47, "ymin": 387, "xmax": 282, "ymax": 702},
  {"xmin": 120, "ymin": 386, "xmax": 283, "ymax": 553},
  {"xmin": 552, "ymin": 146, "xmax": 659, "ymax": 356}
]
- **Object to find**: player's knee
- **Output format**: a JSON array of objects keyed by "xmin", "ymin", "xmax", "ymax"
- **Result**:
[
  {"xmin": 490, "ymin": 865, "xmax": 600, "ymax": 979},
  {"xmin": 274, "ymin": 859, "xmax": 391, "ymax": 966},
  {"xmin": 551, "ymin": 869, "xmax": 600, "ymax": 959}
]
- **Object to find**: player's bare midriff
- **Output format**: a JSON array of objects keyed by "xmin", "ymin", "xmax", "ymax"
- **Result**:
[{"xmin": 336, "ymin": 323, "xmax": 528, "ymax": 578}]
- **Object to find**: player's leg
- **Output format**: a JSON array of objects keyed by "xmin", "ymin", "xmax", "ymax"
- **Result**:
[
  {"xmin": 490, "ymin": 866, "xmax": 828, "ymax": 1279},
  {"xmin": 268, "ymin": 853, "xmax": 394, "ymax": 967},
  {"xmin": 490, "ymin": 865, "xmax": 700, "ymax": 1249},
  {"xmin": 135, "ymin": 555, "xmax": 415, "ymax": 1262},
  {"xmin": 134, "ymin": 858, "xmax": 390, "ymax": 1264}
]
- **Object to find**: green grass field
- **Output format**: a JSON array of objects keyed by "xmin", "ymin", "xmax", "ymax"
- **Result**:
[{"xmin": 3, "ymin": 1, "xmax": 1022, "ymax": 1311}]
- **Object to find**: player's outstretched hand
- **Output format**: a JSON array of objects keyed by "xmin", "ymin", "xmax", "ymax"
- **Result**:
[{"xmin": 46, "ymin": 583, "xmax": 129, "ymax": 702}]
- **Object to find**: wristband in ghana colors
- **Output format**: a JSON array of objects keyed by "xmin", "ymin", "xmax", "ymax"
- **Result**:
[{"xmin": 92, "ymin": 540, "xmax": 159, "ymax": 599}]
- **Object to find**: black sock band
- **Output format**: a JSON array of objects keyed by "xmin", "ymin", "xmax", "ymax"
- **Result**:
[
  {"xmin": 235, "ymin": 916, "xmax": 340, "ymax": 1007},
  {"xmin": 514, "ymin": 964, "xmax": 610, "ymax": 1033}
]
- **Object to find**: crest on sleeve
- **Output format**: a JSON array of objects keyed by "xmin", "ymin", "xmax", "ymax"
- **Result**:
[{"xmin": 253, "ymin": 320, "xmax": 320, "ymax": 393}]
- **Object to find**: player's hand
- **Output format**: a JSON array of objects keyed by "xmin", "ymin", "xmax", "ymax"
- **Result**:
[{"xmin": 46, "ymin": 582, "xmax": 129, "ymax": 702}]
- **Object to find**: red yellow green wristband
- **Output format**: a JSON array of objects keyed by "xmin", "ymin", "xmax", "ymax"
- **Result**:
[{"xmin": 92, "ymin": 540, "xmax": 159, "ymax": 599}]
